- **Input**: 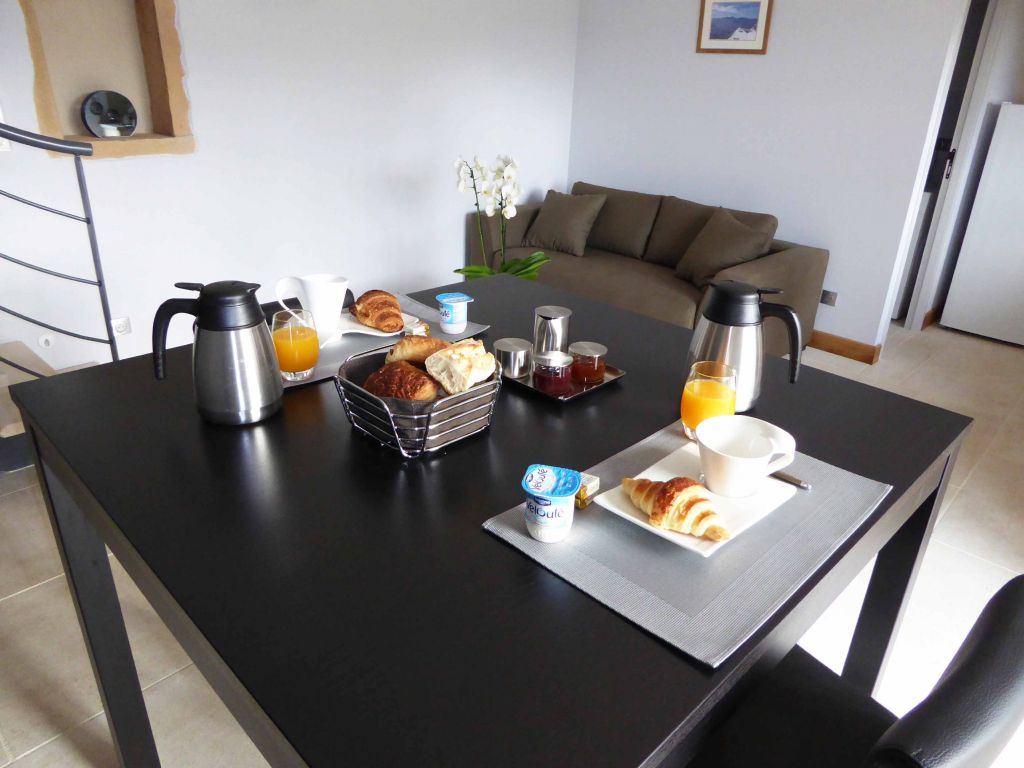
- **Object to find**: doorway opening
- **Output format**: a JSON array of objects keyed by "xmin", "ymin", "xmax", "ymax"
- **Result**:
[{"xmin": 891, "ymin": 0, "xmax": 991, "ymax": 321}]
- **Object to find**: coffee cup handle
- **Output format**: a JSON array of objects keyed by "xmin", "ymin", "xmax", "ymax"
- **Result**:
[
  {"xmin": 766, "ymin": 439, "xmax": 795, "ymax": 475},
  {"xmin": 275, "ymin": 277, "xmax": 301, "ymax": 314}
]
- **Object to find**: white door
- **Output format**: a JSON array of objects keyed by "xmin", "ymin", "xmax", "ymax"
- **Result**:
[{"xmin": 942, "ymin": 102, "xmax": 1024, "ymax": 344}]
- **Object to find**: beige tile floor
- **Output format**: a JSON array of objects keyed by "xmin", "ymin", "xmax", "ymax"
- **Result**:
[{"xmin": 0, "ymin": 321, "xmax": 1021, "ymax": 766}]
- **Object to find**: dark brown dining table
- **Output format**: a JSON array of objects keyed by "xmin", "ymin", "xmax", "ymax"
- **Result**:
[{"xmin": 12, "ymin": 275, "xmax": 970, "ymax": 767}]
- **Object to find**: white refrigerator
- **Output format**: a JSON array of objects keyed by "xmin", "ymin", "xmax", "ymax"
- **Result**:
[{"xmin": 942, "ymin": 102, "xmax": 1024, "ymax": 345}]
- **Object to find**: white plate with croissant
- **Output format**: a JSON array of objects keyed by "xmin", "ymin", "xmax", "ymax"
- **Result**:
[
  {"xmin": 320, "ymin": 289, "xmax": 421, "ymax": 344},
  {"xmin": 593, "ymin": 442, "xmax": 796, "ymax": 557},
  {"xmin": 327, "ymin": 311, "xmax": 420, "ymax": 339}
]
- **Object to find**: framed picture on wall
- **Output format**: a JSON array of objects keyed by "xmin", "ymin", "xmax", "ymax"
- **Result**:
[{"xmin": 697, "ymin": 0, "xmax": 773, "ymax": 54}]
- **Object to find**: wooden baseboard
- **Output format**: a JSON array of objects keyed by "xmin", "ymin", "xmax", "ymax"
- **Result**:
[
  {"xmin": 922, "ymin": 307, "xmax": 940, "ymax": 329},
  {"xmin": 808, "ymin": 330, "xmax": 881, "ymax": 365}
]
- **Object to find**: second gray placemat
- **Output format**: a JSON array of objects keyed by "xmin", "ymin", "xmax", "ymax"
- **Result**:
[{"xmin": 483, "ymin": 421, "xmax": 892, "ymax": 667}]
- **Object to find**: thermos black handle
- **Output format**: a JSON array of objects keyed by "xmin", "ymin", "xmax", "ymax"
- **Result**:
[
  {"xmin": 152, "ymin": 298, "xmax": 200, "ymax": 380},
  {"xmin": 761, "ymin": 302, "xmax": 802, "ymax": 383}
]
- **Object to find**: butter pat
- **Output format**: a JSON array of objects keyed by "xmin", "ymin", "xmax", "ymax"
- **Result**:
[{"xmin": 575, "ymin": 473, "xmax": 601, "ymax": 508}]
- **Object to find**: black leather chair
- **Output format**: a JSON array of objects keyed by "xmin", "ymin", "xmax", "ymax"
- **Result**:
[{"xmin": 688, "ymin": 574, "xmax": 1024, "ymax": 768}]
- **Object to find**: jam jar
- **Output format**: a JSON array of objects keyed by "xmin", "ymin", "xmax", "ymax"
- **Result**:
[
  {"xmin": 569, "ymin": 341, "xmax": 607, "ymax": 384},
  {"xmin": 533, "ymin": 351, "xmax": 573, "ymax": 395}
]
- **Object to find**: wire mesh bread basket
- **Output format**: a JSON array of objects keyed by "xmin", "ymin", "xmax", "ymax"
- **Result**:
[{"xmin": 335, "ymin": 349, "xmax": 502, "ymax": 458}]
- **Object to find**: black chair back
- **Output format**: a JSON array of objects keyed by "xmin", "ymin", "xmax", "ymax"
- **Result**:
[{"xmin": 868, "ymin": 574, "xmax": 1024, "ymax": 768}]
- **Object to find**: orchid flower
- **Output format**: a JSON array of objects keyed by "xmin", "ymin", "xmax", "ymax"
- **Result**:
[{"xmin": 455, "ymin": 153, "xmax": 542, "ymax": 275}]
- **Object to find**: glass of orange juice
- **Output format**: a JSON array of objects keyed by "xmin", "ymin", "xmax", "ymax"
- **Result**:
[
  {"xmin": 680, "ymin": 361, "xmax": 737, "ymax": 440},
  {"xmin": 272, "ymin": 309, "xmax": 319, "ymax": 381}
]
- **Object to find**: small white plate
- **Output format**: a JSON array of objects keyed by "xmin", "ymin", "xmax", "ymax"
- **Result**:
[
  {"xmin": 593, "ymin": 442, "xmax": 797, "ymax": 557},
  {"xmin": 319, "ymin": 312, "xmax": 420, "ymax": 345}
]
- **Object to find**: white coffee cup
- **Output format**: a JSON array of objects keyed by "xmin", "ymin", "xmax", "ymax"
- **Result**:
[
  {"xmin": 695, "ymin": 415, "xmax": 796, "ymax": 498},
  {"xmin": 275, "ymin": 274, "xmax": 349, "ymax": 339}
]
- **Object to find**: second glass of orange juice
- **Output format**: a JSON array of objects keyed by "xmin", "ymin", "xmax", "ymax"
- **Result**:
[
  {"xmin": 680, "ymin": 361, "xmax": 737, "ymax": 440},
  {"xmin": 272, "ymin": 309, "xmax": 319, "ymax": 381}
]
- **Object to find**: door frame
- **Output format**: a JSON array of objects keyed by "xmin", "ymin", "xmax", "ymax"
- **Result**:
[
  {"xmin": 876, "ymin": 0, "xmax": 975, "ymax": 343},
  {"xmin": 904, "ymin": 0, "xmax": 1005, "ymax": 330}
]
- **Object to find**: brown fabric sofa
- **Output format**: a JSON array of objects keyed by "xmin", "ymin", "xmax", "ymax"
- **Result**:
[{"xmin": 476, "ymin": 182, "xmax": 828, "ymax": 357}]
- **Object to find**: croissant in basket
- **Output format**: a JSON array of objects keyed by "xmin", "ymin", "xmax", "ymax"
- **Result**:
[
  {"xmin": 621, "ymin": 477, "xmax": 730, "ymax": 541},
  {"xmin": 350, "ymin": 290, "xmax": 404, "ymax": 333},
  {"xmin": 385, "ymin": 335, "xmax": 450, "ymax": 365},
  {"xmin": 364, "ymin": 361, "xmax": 439, "ymax": 401}
]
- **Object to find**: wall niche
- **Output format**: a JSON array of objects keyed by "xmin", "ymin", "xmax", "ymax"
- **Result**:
[{"xmin": 20, "ymin": 0, "xmax": 193, "ymax": 158}]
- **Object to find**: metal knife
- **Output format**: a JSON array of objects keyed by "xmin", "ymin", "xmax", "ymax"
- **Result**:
[{"xmin": 771, "ymin": 470, "xmax": 812, "ymax": 491}]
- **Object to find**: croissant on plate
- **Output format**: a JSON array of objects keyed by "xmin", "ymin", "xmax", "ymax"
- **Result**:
[
  {"xmin": 621, "ymin": 477, "xmax": 730, "ymax": 541},
  {"xmin": 350, "ymin": 290, "xmax": 404, "ymax": 333}
]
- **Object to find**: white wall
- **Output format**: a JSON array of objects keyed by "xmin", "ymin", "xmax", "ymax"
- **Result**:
[
  {"xmin": 0, "ymin": 0, "xmax": 580, "ymax": 366},
  {"xmin": 568, "ymin": 0, "xmax": 968, "ymax": 346}
]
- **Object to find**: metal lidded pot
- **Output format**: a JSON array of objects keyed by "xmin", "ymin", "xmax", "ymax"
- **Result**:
[
  {"xmin": 494, "ymin": 337, "xmax": 533, "ymax": 378},
  {"xmin": 533, "ymin": 305, "xmax": 572, "ymax": 354}
]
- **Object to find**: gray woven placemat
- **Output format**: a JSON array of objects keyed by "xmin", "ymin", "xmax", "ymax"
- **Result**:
[{"xmin": 483, "ymin": 421, "xmax": 892, "ymax": 667}]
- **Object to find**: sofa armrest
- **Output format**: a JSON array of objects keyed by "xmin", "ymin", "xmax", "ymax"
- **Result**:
[
  {"xmin": 713, "ymin": 244, "xmax": 829, "ymax": 357},
  {"xmin": 470, "ymin": 202, "xmax": 543, "ymax": 268}
]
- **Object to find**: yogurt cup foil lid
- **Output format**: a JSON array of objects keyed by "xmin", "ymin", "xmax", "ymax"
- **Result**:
[
  {"xmin": 436, "ymin": 292, "xmax": 474, "ymax": 305},
  {"xmin": 522, "ymin": 464, "xmax": 582, "ymax": 499}
]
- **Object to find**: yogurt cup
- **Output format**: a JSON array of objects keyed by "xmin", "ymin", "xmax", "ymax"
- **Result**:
[
  {"xmin": 436, "ymin": 292, "xmax": 474, "ymax": 334},
  {"xmin": 521, "ymin": 464, "xmax": 582, "ymax": 543}
]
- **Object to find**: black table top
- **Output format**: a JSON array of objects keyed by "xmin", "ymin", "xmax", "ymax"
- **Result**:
[{"xmin": 13, "ymin": 276, "xmax": 970, "ymax": 767}]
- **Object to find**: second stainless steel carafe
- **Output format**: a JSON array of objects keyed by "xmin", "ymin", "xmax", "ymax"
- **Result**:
[
  {"xmin": 152, "ymin": 281, "xmax": 283, "ymax": 425},
  {"xmin": 686, "ymin": 280, "xmax": 802, "ymax": 412}
]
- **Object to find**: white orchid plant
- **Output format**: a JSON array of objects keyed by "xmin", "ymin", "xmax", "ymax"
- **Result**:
[{"xmin": 454, "ymin": 154, "xmax": 549, "ymax": 280}]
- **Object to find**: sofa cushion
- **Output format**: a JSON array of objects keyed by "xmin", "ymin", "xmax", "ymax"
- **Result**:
[
  {"xmin": 645, "ymin": 196, "xmax": 779, "ymax": 267},
  {"xmin": 644, "ymin": 196, "xmax": 715, "ymax": 267},
  {"xmin": 505, "ymin": 246, "xmax": 704, "ymax": 329},
  {"xmin": 571, "ymin": 182, "xmax": 663, "ymax": 259},
  {"xmin": 675, "ymin": 208, "xmax": 775, "ymax": 287},
  {"xmin": 523, "ymin": 190, "xmax": 606, "ymax": 257}
]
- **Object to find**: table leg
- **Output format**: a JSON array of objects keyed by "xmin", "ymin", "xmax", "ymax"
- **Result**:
[
  {"xmin": 841, "ymin": 448, "xmax": 958, "ymax": 696},
  {"xmin": 32, "ymin": 432, "xmax": 162, "ymax": 767}
]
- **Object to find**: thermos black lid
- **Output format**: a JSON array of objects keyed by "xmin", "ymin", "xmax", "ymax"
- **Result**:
[
  {"xmin": 701, "ymin": 280, "xmax": 782, "ymax": 327},
  {"xmin": 174, "ymin": 281, "xmax": 264, "ymax": 331}
]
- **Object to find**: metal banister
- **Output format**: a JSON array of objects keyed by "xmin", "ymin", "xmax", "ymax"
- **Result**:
[
  {"xmin": 0, "ymin": 303, "xmax": 111, "ymax": 345},
  {"xmin": 0, "ymin": 188, "xmax": 88, "ymax": 221},
  {"xmin": 0, "ymin": 121, "xmax": 118, "ymax": 361},
  {"xmin": 0, "ymin": 122, "xmax": 92, "ymax": 156},
  {"xmin": 0, "ymin": 354, "xmax": 44, "ymax": 379},
  {"xmin": 0, "ymin": 251, "xmax": 100, "ymax": 285}
]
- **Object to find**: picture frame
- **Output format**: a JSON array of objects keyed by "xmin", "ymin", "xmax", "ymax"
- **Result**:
[{"xmin": 697, "ymin": 0, "xmax": 773, "ymax": 55}]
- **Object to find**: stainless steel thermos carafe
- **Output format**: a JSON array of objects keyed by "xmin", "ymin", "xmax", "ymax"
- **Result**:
[
  {"xmin": 152, "ymin": 281, "xmax": 283, "ymax": 425},
  {"xmin": 686, "ymin": 280, "xmax": 802, "ymax": 412}
]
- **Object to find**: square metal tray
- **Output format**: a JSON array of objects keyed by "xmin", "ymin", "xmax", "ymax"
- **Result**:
[{"xmin": 503, "ymin": 363, "xmax": 625, "ymax": 401}]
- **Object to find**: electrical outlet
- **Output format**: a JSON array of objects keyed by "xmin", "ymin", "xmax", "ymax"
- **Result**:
[
  {"xmin": 112, "ymin": 316, "xmax": 132, "ymax": 336},
  {"xmin": 0, "ymin": 102, "xmax": 10, "ymax": 152},
  {"xmin": 820, "ymin": 290, "xmax": 838, "ymax": 307}
]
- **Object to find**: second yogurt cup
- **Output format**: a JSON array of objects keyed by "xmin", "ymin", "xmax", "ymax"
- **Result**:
[
  {"xmin": 522, "ymin": 464, "xmax": 582, "ymax": 543},
  {"xmin": 436, "ymin": 292, "xmax": 473, "ymax": 334}
]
